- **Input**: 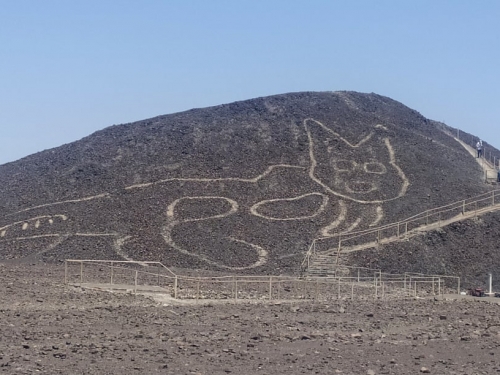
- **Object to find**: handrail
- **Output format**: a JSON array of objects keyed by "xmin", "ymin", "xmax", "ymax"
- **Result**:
[
  {"xmin": 65, "ymin": 258, "xmax": 460, "ymax": 299},
  {"xmin": 310, "ymin": 190, "xmax": 499, "ymax": 245},
  {"xmin": 343, "ymin": 189, "xmax": 500, "ymax": 239},
  {"xmin": 299, "ymin": 239, "xmax": 316, "ymax": 273},
  {"xmin": 303, "ymin": 189, "xmax": 500, "ymax": 273},
  {"xmin": 403, "ymin": 190, "xmax": 498, "ymax": 222},
  {"xmin": 320, "ymin": 189, "xmax": 499, "ymax": 245},
  {"xmin": 65, "ymin": 259, "xmax": 177, "ymax": 276}
]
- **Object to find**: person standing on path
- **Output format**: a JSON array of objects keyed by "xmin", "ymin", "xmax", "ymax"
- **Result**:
[{"xmin": 477, "ymin": 140, "xmax": 483, "ymax": 158}]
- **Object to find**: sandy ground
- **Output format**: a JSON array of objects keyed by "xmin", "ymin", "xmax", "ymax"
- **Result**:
[{"xmin": 1, "ymin": 262, "xmax": 500, "ymax": 375}]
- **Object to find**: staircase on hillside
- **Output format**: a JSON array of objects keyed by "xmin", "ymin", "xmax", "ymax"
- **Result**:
[
  {"xmin": 305, "ymin": 253, "xmax": 336, "ymax": 277},
  {"xmin": 301, "ymin": 129, "xmax": 500, "ymax": 278},
  {"xmin": 483, "ymin": 157, "xmax": 499, "ymax": 184},
  {"xmin": 451, "ymin": 132, "xmax": 499, "ymax": 183},
  {"xmin": 301, "ymin": 189, "xmax": 500, "ymax": 278}
]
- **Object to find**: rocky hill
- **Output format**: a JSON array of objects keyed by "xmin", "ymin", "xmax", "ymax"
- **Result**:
[{"xmin": 0, "ymin": 91, "xmax": 497, "ymax": 281}]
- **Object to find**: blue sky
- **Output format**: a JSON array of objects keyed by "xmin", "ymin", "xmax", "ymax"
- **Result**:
[{"xmin": 1, "ymin": 1, "xmax": 499, "ymax": 165}]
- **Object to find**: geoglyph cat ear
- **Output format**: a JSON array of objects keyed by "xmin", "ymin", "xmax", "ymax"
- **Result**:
[{"xmin": 304, "ymin": 118, "xmax": 375, "ymax": 148}]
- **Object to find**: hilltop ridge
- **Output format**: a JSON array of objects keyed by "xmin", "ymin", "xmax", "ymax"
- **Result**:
[{"xmin": 0, "ymin": 91, "xmax": 497, "ymax": 282}]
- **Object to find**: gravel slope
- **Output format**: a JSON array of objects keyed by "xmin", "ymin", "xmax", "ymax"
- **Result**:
[{"xmin": 0, "ymin": 91, "xmax": 496, "ymax": 279}]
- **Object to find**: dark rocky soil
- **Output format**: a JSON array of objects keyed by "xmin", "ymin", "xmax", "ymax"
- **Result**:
[
  {"xmin": 350, "ymin": 210, "xmax": 500, "ymax": 289},
  {"xmin": 0, "ymin": 91, "xmax": 497, "ymax": 280},
  {"xmin": 1, "ymin": 263, "xmax": 500, "ymax": 375}
]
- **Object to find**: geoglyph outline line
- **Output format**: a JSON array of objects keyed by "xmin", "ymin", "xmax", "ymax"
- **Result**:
[
  {"xmin": 0, "ymin": 214, "xmax": 68, "ymax": 234},
  {"xmin": 345, "ymin": 218, "xmax": 362, "ymax": 233},
  {"xmin": 249, "ymin": 193, "xmax": 329, "ymax": 221},
  {"xmin": 1, "ymin": 117, "xmax": 410, "ymax": 270},
  {"xmin": 305, "ymin": 118, "xmax": 374, "ymax": 148},
  {"xmin": 304, "ymin": 118, "xmax": 410, "ymax": 204},
  {"xmin": 319, "ymin": 200, "xmax": 347, "ymax": 238},
  {"xmin": 166, "ymin": 196, "xmax": 239, "ymax": 222},
  {"xmin": 4, "ymin": 232, "xmax": 117, "ymax": 240},
  {"xmin": 163, "ymin": 196, "xmax": 269, "ymax": 269},
  {"xmin": 112, "ymin": 235, "xmax": 148, "ymax": 266},
  {"xmin": 126, "ymin": 164, "xmax": 306, "ymax": 190},
  {"xmin": 6, "ymin": 193, "xmax": 111, "ymax": 217},
  {"xmin": 369, "ymin": 206, "xmax": 384, "ymax": 227}
]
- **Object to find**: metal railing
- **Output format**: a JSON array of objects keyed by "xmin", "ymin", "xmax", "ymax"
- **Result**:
[
  {"xmin": 443, "ymin": 126, "xmax": 500, "ymax": 171},
  {"xmin": 64, "ymin": 259, "xmax": 176, "ymax": 290},
  {"xmin": 302, "ymin": 189, "xmax": 500, "ymax": 273},
  {"xmin": 64, "ymin": 260, "xmax": 459, "ymax": 301}
]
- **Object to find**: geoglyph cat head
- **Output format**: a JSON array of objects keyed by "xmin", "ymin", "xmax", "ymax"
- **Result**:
[{"xmin": 305, "ymin": 118, "xmax": 409, "ymax": 204}]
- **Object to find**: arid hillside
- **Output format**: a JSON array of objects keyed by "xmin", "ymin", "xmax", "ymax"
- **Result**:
[{"xmin": 0, "ymin": 91, "xmax": 497, "ymax": 279}]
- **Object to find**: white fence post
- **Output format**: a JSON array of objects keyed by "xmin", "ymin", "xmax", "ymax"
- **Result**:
[
  {"xmin": 269, "ymin": 276, "xmax": 273, "ymax": 300},
  {"xmin": 174, "ymin": 276, "xmax": 178, "ymax": 299},
  {"xmin": 134, "ymin": 270, "xmax": 138, "ymax": 294}
]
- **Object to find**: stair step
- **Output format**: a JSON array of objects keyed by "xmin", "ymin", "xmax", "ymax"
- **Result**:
[{"xmin": 303, "ymin": 189, "xmax": 500, "ymax": 277}]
